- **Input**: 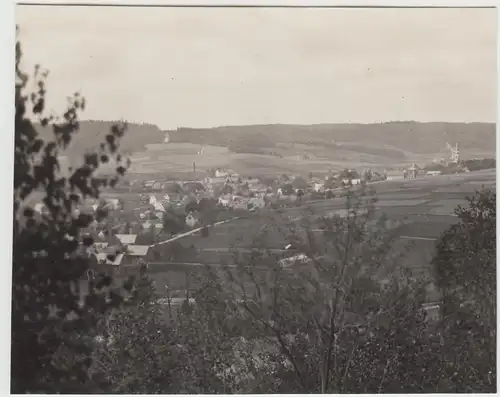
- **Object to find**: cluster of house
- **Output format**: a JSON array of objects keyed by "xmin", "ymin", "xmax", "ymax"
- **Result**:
[
  {"xmin": 139, "ymin": 190, "xmax": 211, "ymax": 228},
  {"xmin": 302, "ymin": 169, "xmax": 380, "ymax": 194},
  {"xmin": 308, "ymin": 174, "xmax": 363, "ymax": 193},
  {"xmin": 217, "ymin": 194, "xmax": 266, "ymax": 210},
  {"xmin": 384, "ymin": 163, "xmax": 471, "ymax": 181},
  {"xmin": 209, "ymin": 169, "xmax": 369, "ymax": 207},
  {"xmin": 127, "ymin": 168, "xmax": 376, "ymax": 216},
  {"xmin": 85, "ymin": 232, "xmax": 154, "ymax": 279},
  {"xmin": 205, "ymin": 169, "xmax": 270, "ymax": 210}
]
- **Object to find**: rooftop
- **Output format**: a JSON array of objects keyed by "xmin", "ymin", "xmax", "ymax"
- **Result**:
[
  {"xmin": 115, "ymin": 234, "xmax": 137, "ymax": 245},
  {"xmin": 94, "ymin": 252, "xmax": 124, "ymax": 266},
  {"xmin": 125, "ymin": 245, "xmax": 150, "ymax": 256}
]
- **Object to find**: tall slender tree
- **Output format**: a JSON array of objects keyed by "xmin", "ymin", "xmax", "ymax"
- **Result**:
[{"xmin": 12, "ymin": 30, "xmax": 129, "ymax": 392}]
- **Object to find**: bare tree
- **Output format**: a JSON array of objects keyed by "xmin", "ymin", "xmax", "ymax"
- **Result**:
[{"xmin": 209, "ymin": 185, "xmax": 433, "ymax": 393}]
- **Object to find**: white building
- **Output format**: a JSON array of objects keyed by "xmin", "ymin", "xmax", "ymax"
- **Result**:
[
  {"xmin": 215, "ymin": 169, "xmax": 229, "ymax": 178},
  {"xmin": 218, "ymin": 196, "xmax": 232, "ymax": 207},
  {"xmin": 313, "ymin": 183, "xmax": 325, "ymax": 193},
  {"xmin": 278, "ymin": 254, "xmax": 311, "ymax": 268},
  {"xmin": 185, "ymin": 213, "xmax": 199, "ymax": 228},
  {"xmin": 426, "ymin": 170, "xmax": 442, "ymax": 176}
]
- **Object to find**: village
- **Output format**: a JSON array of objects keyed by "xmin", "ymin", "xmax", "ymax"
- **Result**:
[{"xmin": 29, "ymin": 154, "xmax": 471, "ymax": 289}]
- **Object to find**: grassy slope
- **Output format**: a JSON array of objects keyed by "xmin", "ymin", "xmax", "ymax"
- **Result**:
[
  {"xmin": 170, "ymin": 122, "xmax": 495, "ymax": 154},
  {"xmin": 34, "ymin": 120, "xmax": 495, "ymax": 177}
]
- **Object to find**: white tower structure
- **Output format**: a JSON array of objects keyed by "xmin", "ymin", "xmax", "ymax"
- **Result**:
[{"xmin": 446, "ymin": 142, "xmax": 460, "ymax": 163}]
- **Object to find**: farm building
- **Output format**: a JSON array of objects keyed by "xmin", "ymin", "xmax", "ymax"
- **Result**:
[
  {"xmin": 405, "ymin": 164, "xmax": 420, "ymax": 179},
  {"xmin": 426, "ymin": 170, "xmax": 442, "ymax": 176},
  {"xmin": 385, "ymin": 171, "xmax": 405, "ymax": 181}
]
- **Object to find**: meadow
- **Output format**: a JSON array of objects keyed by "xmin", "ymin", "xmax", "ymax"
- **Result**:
[
  {"xmin": 127, "ymin": 142, "xmax": 494, "ymax": 179},
  {"xmin": 36, "ymin": 120, "xmax": 494, "ymax": 179}
]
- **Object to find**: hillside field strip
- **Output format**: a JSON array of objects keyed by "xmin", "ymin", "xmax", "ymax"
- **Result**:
[
  {"xmin": 143, "ymin": 170, "xmax": 495, "ymax": 303},
  {"xmin": 127, "ymin": 143, "xmax": 495, "ymax": 177}
]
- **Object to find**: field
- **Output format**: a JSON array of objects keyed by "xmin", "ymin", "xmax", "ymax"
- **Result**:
[
  {"xmin": 126, "ymin": 142, "xmax": 494, "ymax": 179},
  {"xmin": 128, "ymin": 144, "xmax": 374, "ymax": 177},
  {"xmin": 126, "ymin": 142, "xmax": 495, "ymax": 179},
  {"xmin": 144, "ymin": 169, "xmax": 496, "ymax": 305},
  {"xmin": 40, "ymin": 120, "xmax": 495, "ymax": 179}
]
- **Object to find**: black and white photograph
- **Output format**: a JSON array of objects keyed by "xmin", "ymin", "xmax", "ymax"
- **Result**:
[{"xmin": 11, "ymin": 3, "xmax": 496, "ymax": 393}]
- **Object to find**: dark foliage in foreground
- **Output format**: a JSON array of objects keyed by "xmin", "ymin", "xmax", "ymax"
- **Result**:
[
  {"xmin": 12, "ymin": 32, "xmax": 130, "ymax": 393},
  {"xmin": 432, "ymin": 188, "xmax": 496, "ymax": 392}
]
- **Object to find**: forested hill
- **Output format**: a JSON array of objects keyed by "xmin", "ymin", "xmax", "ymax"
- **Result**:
[
  {"xmin": 33, "ymin": 120, "xmax": 165, "ymax": 157},
  {"xmin": 169, "ymin": 122, "xmax": 495, "ymax": 154},
  {"xmin": 33, "ymin": 120, "xmax": 495, "ymax": 157}
]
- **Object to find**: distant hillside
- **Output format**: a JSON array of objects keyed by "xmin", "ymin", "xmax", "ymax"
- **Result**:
[
  {"xmin": 33, "ymin": 120, "xmax": 165, "ymax": 157},
  {"xmin": 33, "ymin": 121, "xmax": 495, "ymax": 162},
  {"xmin": 169, "ymin": 122, "xmax": 496, "ymax": 155}
]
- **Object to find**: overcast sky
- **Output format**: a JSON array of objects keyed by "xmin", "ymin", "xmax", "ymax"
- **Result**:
[{"xmin": 16, "ymin": 6, "xmax": 497, "ymax": 129}]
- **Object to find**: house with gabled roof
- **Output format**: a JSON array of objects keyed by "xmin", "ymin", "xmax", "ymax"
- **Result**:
[
  {"xmin": 115, "ymin": 234, "xmax": 138, "ymax": 245},
  {"xmin": 125, "ymin": 244, "xmax": 150, "ymax": 257},
  {"xmin": 119, "ymin": 244, "xmax": 152, "ymax": 270}
]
